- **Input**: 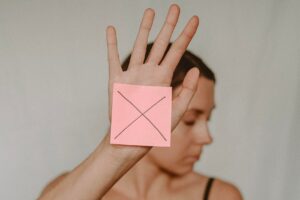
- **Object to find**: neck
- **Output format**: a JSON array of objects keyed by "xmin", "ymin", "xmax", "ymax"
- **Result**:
[{"xmin": 113, "ymin": 154, "xmax": 171, "ymax": 199}]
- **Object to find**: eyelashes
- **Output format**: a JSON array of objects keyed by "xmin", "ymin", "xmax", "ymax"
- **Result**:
[
  {"xmin": 184, "ymin": 120, "xmax": 195, "ymax": 126},
  {"xmin": 184, "ymin": 118, "xmax": 212, "ymax": 126},
  {"xmin": 183, "ymin": 112, "xmax": 212, "ymax": 126},
  {"xmin": 183, "ymin": 114, "xmax": 197, "ymax": 126}
]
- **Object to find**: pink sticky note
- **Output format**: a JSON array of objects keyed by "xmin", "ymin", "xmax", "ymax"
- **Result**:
[{"xmin": 110, "ymin": 83, "xmax": 172, "ymax": 147}]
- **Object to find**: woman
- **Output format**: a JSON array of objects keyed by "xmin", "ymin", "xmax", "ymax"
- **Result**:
[
  {"xmin": 102, "ymin": 43, "xmax": 243, "ymax": 200},
  {"xmin": 39, "ymin": 4, "xmax": 242, "ymax": 200}
]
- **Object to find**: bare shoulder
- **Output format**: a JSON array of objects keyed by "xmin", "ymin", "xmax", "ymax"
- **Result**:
[
  {"xmin": 209, "ymin": 178, "xmax": 243, "ymax": 200},
  {"xmin": 169, "ymin": 172, "xmax": 210, "ymax": 199},
  {"xmin": 176, "ymin": 172, "xmax": 243, "ymax": 200}
]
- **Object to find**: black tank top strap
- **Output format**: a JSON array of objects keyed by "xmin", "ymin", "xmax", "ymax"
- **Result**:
[{"xmin": 203, "ymin": 177, "xmax": 215, "ymax": 200}]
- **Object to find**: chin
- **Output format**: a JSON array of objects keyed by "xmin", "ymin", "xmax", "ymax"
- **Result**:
[{"xmin": 167, "ymin": 164, "xmax": 194, "ymax": 176}]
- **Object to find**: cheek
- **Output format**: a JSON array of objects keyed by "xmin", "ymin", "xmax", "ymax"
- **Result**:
[
  {"xmin": 148, "ymin": 123, "xmax": 192, "ymax": 166},
  {"xmin": 149, "ymin": 144, "xmax": 182, "ymax": 166},
  {"xmin": 172, "ymin": 121, "xmax": 193, "ymax": 147}
]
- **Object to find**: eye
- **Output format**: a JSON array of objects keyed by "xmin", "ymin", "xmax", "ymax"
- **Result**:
[
  {"xmin": 182, "ymin": 110, "xmax": 198, "ymax": 126},
  {"xmin": 184, "ymin": 120, "xmax": 195, "ymax": 126}
]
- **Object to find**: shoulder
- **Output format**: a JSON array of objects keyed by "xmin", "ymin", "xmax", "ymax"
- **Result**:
[
  {"xmin": 209, "ymin": 178, "xmax": 243, "ymax": 200},
  {"xmin": 176, "ymin": 172, "xmax": 243, "ymax": 200},
  {"xmin": 169, "ymin": 172, "xmax": 209, "ymax": 198}
]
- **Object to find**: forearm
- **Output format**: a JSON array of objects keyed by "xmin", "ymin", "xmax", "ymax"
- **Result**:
[
  {"xmin": 38, "ymin": 129, "xmax": 151, "ymax": 200},
  {"xmin": 39, "ymin": 4, "xmax": 199, "ymax": 199}
]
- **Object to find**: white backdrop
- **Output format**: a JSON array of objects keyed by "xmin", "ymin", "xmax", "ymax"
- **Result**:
[{"xmin": 0, "ymin": 0, "xmax": 299, "ymax": 199}]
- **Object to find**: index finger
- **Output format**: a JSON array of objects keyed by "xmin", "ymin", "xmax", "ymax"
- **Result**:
[{"xmin": 106, "ymin": 26, "xmax": 122, "ymax": 79}]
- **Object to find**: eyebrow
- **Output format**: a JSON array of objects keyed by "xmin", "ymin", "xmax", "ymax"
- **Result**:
[
  {"xmin": 189, "ymin": 105, "xmax": 216, "ymax": 113},
  {"xmin": 188, "ymin": 105, "xmax": 216, "ymax": 120},
  {"xmin": 187, "ymin": 109, "xmax": 204, "ymax": 115}
]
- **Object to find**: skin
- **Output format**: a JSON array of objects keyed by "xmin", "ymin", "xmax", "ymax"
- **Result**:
[
  {"xmin": 40, "ymin": 77, "xmax": 243, "ymax": 200},
  {"xmin": 102, "ymin": 77, "xmax": 243, "ymax": 200},
  {"xmin": 38, "ymin": 4, "xmax": 242, "ymax": 200},
  {"xmin": 39, "ymin": 4, "xmax": 200, "ymax": 200}
]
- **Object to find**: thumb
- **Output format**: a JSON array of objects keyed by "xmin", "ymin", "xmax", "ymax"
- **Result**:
[{"xmin": 171, "ymin": 67, "xmax": 200, "ymax": 130}]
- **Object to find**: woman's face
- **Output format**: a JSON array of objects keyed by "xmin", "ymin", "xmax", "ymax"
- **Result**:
[{"xmin": 148, "ymin": 76, "xmax": 215, "ymax": 175}]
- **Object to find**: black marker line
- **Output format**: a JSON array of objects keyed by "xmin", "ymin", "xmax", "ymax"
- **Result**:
[{"xmin": 114, "ymin": 91, "xmax": 167, "ymax": 141}]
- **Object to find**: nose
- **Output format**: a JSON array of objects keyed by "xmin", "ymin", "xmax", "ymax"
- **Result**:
[{"xmin": 192, "ymin": 121, "xmax": 213, "ymax": 145}]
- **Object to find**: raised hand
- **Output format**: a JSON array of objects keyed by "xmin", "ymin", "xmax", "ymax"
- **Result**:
[
  {"xmin": 106, "ymin": 4, "xmax": 199, "ymax": 132},
  {"xmin": 37, "ymin": 5, "xmax": 201, "ymax": 200}
]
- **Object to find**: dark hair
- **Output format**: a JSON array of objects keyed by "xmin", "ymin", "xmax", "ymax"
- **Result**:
[{"xmin": 121, "ymin": 42, "xmax": 216, "ymax": 88}]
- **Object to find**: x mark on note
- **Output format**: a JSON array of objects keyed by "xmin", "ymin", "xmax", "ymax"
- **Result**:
[
  {"xmin": 114, "ymin": 91, "xmax": 167, "ymax": 141},
  {"xmin": 110, "ymin": 83, "xmax": 172, "ymax": 147}
]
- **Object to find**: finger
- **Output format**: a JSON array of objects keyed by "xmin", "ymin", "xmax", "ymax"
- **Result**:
[
  {"xmin": 161, "ymin": 16, "xmax": 199, "ymax": 73},
  {"xmin": 145, "ymin": 4, "xmax": 180, "ymax": 64},
  {"xmin": 128, "ymin": 8, "xmax": 155, "ymax": 68},
  {"xmin": 106, "ymin": 26, "xmax": 122, "ymax": 79},
  {"xmin": 171, "ymin": 67, "xmax": 200, "ymax": 130}
]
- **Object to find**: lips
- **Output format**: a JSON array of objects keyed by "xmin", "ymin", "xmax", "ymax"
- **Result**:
[
  {"xmin": 189, "ymin": 151, "xmax": 202, "ymax": 160},
  {"xmin": 186, "ymin": 149, "xmax": 202, "ymax": 162},
  {"xmin": 185, "ymin": 154, "xmax": 200, "ymax": 162}
]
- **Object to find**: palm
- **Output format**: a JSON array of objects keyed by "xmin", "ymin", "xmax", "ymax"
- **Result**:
[{"xmin": 106, "ymin": 4, "xmax": 199, "ymax": 132}]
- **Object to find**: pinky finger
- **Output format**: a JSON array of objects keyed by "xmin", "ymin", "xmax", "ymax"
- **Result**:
[{"xmin": 171, "ymin": 67, "xmax": 200, "ymax": 130}]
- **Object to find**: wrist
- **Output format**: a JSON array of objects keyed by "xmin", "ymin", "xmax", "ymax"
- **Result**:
[{"xmin": 97, "ymin": 128, "xmax": 151, "ymax": 162}]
